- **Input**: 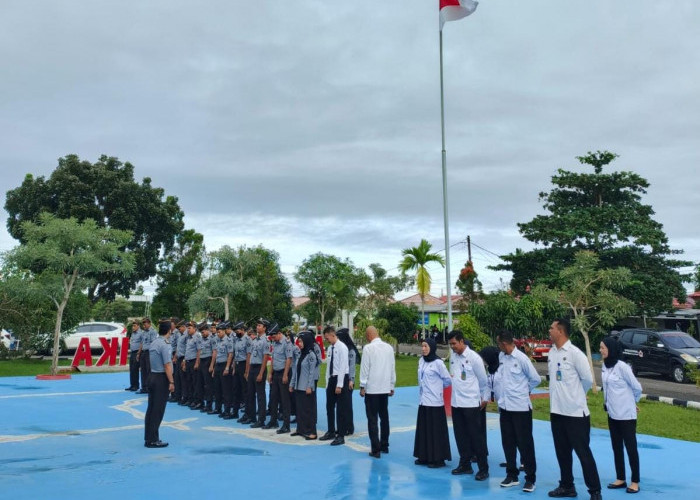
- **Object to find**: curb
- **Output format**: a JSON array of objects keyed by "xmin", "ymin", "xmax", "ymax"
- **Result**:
[{"xmin": 642, "ymin": 393, "xmax": 700, "ymax": 410}]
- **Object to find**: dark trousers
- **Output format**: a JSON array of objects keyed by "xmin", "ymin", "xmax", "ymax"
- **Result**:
[
  {"xmin": 295, "ymin": 390, "xmax": 317, "ymax": 436},
  {"xmin": 365, "ymin": 393, "xmax": 390, "ymax": 453},
  {"xmin": 129, "ymin": 351, "xmax": 140, "ymax": 389},
  {"xmin": 171, "ymin": 355, "xmax": 180, "ymax": 400},
  {"xmin": 608, "ymin": 417, "xmax": 640, "ymax": 483},
  {"xmin": 221, "ymin": 366, "xmax": 233, "ymax": 412},
  {"xmin": 551, "ymin": 413, "xmax": 601, "ymax": 493},
  {"xmin": 213, "ymin": 363, "xmax": 226, "ymax": 411},
  {"xmin": 326, "ymin": 375, "xmax": 349, "ymax": 435},
  {"xmin": 144, "ymin": 372, "xmax": 168, "ymax": 443},
  {"xmin": 140, "ymin": 350, "xmax": 151, "ymax": 391},
  {"xmin": 346, "ymin": 384, "xmax": 355, "ymax": 433},
  {"xmin": 199, "ymin": 357, "xmax": 213, "ymax": 406},
  {"xmin": 246, "ymin": 365, "xmax": 266, "ymax": 422},
  {"xmin": 185, "ymin": 359, "xmax": 199, "ymax": 403},
  {"xmin": 452, "ymin": 406, "xmax": 488, "ymax": 472},
  {"xmin": 232, "ymin": 361, "xmax": 247, "ymax": 412},
  {"xmin": 269, "ymin": 370, "xmax": 291, "ymax": 426},
  {"xmin": 175, "ymin": 357, "xmax": 185, "ymax": 400},
  {"xmin": 500, "ymin": 408, "xmax": 536, "ymax": 483}
]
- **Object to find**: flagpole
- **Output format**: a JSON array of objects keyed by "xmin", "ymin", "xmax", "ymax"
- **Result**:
[{"xmin": 439, "ymin": 29, "xmax": 453, "ymax": 332}]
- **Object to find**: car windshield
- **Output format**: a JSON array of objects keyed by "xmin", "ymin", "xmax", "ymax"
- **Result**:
[{"xmin": 661, "ymin": 333, "xmax": 700, "ymax": 349}]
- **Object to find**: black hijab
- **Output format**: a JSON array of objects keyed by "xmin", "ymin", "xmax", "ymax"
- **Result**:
[
  {"xmin": 297, "ymin": 331, "xmax": 315, "ymax": 376},
  {"xmin": 602, "ymin": 336, "xmax": 621, "ymax": 369},
  {"xmin": 479, "ymin": 346, "xmax": 501, "ymax": 375},
  {"xmin": 337, "ymin": 328, "xmax": 361, "ymax": 361},
  {"xmin": 423, "ymin": 338, "xmax": 439, "ymax": 363}
]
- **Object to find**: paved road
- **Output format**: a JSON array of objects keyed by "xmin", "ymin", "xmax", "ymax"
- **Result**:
[{"xmin": 398, "ymin": 343, "xmax": 700, "ymax": 404}]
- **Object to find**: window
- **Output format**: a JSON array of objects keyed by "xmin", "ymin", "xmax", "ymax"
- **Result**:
[
  {"xmin": 662, "ymin": 334, "xmax": 700, "ymax": 349},
  {"xmin": 631, "ymin": 332, "xmax": 648, "ymax": 346}
]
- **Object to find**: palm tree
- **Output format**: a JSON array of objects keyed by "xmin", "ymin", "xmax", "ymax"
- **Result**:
[{"xmin": 399, "ymin": 239, "xmax": 445, "ymax": 337}]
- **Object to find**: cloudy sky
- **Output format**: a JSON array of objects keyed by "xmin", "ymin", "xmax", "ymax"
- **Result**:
[{"xmin": 1, "ymin": 0, "xmax": 698, "ymax": 298}]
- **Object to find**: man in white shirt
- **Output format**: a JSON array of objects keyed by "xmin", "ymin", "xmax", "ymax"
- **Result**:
[
  {"xmin": 447, "ymin": 330, "xmax": 490, "ymax": 481},
  {"xmin": 496, "ymin": 330, "xmax": 542, "ymax": 492},
  {"xmin": 547, "ymin": 319, "xmax": 602, "ymax": 500},
  {"xmin": 359, "ymin": 326, "xmax": 396, "ymax": 458},
  {"xmin": 319, "ymin": 326, "xmax": 350, "ymax": 446}
]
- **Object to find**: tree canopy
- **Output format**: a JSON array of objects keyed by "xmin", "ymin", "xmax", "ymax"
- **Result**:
[
  {"xmin": 493, "ymin": 151, "xmax": 689, "ymax": 314},
  {"xmin": 399, "ymin": 239, "xmax": 445, "ymax": 334},
  {"xmin": 5, "ymin": 154, "xmax": 184, "ymax": 302}
]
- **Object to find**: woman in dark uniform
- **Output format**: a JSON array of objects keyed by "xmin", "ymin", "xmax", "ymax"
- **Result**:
[{"xmin": 144, "ymin": 319, "xmax": 174, "ymax": 448}]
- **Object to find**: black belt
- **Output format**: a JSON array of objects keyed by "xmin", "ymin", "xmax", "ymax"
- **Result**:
[{"xmin": 273, "ymin": 369, "xmax": 284, "ymax": 374}]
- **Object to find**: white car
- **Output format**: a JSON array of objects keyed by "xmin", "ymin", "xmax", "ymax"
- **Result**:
[{"xmin": 63, "ymin": 322, "xmax": 128, "ymax": 351}]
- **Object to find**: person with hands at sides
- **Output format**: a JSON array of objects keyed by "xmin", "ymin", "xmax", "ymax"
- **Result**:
[
  {"xmin": 289, "ymin": 330, "xmax": 319, "ymax": 440},
  {"xmin": 320, "ymin": 326, "xmax": 350, "ymax": 446},
  {"xmin": 144, "ymin": 318, "xmax": 175, "ymax": 448}
]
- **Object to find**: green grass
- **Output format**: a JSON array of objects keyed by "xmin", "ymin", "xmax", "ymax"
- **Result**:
[
  {"xmin": 317, "ymin": 354, "xmax": 419, "ymax": 389},
  {"xmin": 0, "ymin": 358, "xmax": 73, "ymax": 377}
]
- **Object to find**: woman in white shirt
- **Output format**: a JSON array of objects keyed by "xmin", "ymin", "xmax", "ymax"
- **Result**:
[
  {"xmin": 413, "ymin": 339, "xmax": 452, "ymax": 468},
  {"xmin": 600, "ymin": 336, "xmax": 643, "ymax": 494}
]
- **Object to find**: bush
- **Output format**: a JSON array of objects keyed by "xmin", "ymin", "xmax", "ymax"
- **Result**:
[
  {"xmin": 453, "ymin": 314, "xmax": 493, "ymax": 352},
  {"xmin": 376, "ymin": 302, "xmax": 420, "ymax": 344}
]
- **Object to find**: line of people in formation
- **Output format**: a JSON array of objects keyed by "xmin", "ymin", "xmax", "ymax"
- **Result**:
[
  {"xmin": 415, "ymin": 319, "xmax": 642, "ymax": 500},
  {"xmin": 129, "ymin": 316, "xmax": 396, "ymax": 457}
]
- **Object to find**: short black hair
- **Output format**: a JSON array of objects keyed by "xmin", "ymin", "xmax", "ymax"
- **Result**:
[
  {"xmin": 323, "ymin": 325, "xmax": 336, "ymax": 335},
  {"xmin": 447, "ymin": 330, "xmax": 464, "ymax": 342},
  {"xmin": 497, "ymin": 329, "xmax": 514, "ymax": 344},
  {"xmin": 554, "ymin": 318, "xmax": 570, "ymax": 337}
]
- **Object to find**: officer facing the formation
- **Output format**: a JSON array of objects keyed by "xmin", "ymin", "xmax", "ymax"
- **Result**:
[
  {"xmin": 211, "ymin": 323, "xmax": 233, "ymax": 417},
  {"xmin": 264, "ymin": 323, "xmax": 293, "ymax": 433},
  {"xmin": 182, "ymin": 321, "xmax": 201, "ymax": 407},
  {"xmin": 176, "ymin": 321, "xmax": 189, "ymax": 405},
  {"xmin": 137, "ymin": 318, "xmax": 157, "ymax": 394},
  {"xmin": 230, "ymin": 321, "xmax": 249, "ymax": 420},
  {"xmin": 144, "ymin": 318, "xmax": 175, "ymax": 448},
  {"xmin": 125, "ymin": 320, "xmax": 142, "ymax": 391},
  {"xmin": 197, "ymin": 323, "xmax": 214, "ymax": 413},
  {"xmin": 247, "ymin": 318, "xmax": 271, "ymax": 428}
]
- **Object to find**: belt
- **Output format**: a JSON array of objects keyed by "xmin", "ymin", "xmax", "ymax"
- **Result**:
[
  {"xmin": 273, "ymin": 369, "xmax": 284, "ymax": 374},
  {"xmin": 216, "ymin": 361, "xmax": 227, "ymax": 365}
]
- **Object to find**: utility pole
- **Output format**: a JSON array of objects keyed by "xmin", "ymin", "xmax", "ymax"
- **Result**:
[{"xmin": 467, "ymin": 235, "xmax": 472, "ymax": 263}]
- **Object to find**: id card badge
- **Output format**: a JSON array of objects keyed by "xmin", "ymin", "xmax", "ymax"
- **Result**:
[
  {"xmin": 556, "ymin": 362, "xmax": 562, "ymax": 381},
  {"xmin": 461, "ymin": 369, "xmax": 466, "ymax": 381}
]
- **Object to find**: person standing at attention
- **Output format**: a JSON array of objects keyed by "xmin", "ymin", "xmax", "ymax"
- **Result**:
[
  {"xmin": 360, "ymin": 326, "xmax": 396, "ymax": 459},
  {"xmin": 144, "ymin": 318, "xmax": 175, "ymax": 448}
]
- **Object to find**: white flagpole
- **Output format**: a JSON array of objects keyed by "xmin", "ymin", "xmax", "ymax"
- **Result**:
[{"xmin": 439, "ymin": 29, "xmax": 453, "ymax": 332}]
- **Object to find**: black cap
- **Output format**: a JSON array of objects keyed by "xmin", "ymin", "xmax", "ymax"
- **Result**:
[
  {"xmin": 232, "ymin": 321, "xmax": 245, "ymax": 330},
  {"xmin": 256, "ymin": 318, "xmax": 270, "ymax": 328},
  {"xmin": 268, "ymin": 322, "xmax": 280, "ymax": 335},
  {"xmin": 216, "ymin": 322, "xmax": 227, "ymax": 331},
  {"xmin": 175, "ymin": 319, "xmax": 186, "ymax": 328},
  {"xmin": 198, "ymin": 322, "xmax": 210, "ymax": 331}
]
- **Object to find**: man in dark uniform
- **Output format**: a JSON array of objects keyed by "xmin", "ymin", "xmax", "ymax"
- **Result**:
[
  {"xmin": 197, "ymin": 322, "xmax": 214, "ymax": 413},
  {"xmin": 247, "ymin": 318, "xmax": 270, "ymax": 428},
  {"xmin": 231, "ymin": 320, "xmax": 249, "ymax": 419},
  {"xmin": 168, "ymin": 318, "xmax": 182, "ymax": 403},
  {"xmin": 211, "ymin": 323, "xmax": 232, "ymax": 416},
  {"xmin": 183, "ymin": 321, "xmax": 201, "ymax": 408},
  {"xmin": 144, "ymin": 318, "xmax": 175, "ymax": 448},
  {"xmin": 175, "ymin": 321, "xmax": 189, "ymax": 405},
  {"xmin": 125, "ymin": 320, "xmax": 142, "ymax": 391},
  {"xmin": 264, "ymin": 324, "xmax": 293, "ymax": 433},
  {"xmin": 137, "ymin": 318, "xmax": 156, "ymax": 394}
]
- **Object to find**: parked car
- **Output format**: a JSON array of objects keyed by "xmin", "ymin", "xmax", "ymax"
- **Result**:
[
  {"xmin": 514, "ymin": 337, "xmax": 552, "ymax": 361},
  {"xmin": 36, "ymin": 322, "xmax": 128, "ymax": 355},
  {"xmin": 617, "ymin": 328, "xmax": 700, "ymax": 383}
]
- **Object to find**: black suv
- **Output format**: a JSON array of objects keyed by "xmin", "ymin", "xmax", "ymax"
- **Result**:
[{"xmin": 617, "ymin": 328, "xmax": 700, "ymax": 383}]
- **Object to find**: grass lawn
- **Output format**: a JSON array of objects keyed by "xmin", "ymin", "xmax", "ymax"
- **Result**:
[{"xmin": 0, "ymin": 358, "xmax": 74, "ymax": 377}]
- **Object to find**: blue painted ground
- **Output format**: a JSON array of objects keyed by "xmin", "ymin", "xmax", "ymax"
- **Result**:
[{"xmin": 0, "ymin": 373, "xmax": 697, "ymax": 500}]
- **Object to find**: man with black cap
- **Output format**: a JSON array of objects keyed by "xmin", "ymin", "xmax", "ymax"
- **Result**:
[
  {"xmin": 144, "ymin": 318, "xmax": 175, "ymax": 448},
  {"xmin": 247, "ymin": 318, "xmax": 271, "ymax": 428},
  {"xmin": 168, "ymin": 318, "xmax": 182, "ymax": 403},
  {"xmin": 264, "ymin": 323, "xmax": 293, "ymax": 433},
  {"xmin": 175, "ymin": 320, "xmax": 189, "ymax": 405},
  {"xmin": 197, "ymin": 322, "xmax": 214, "ymax": 413},
  {"xmin": 230, "ymin": 320, "xmax": 249, "ymax": 420},
  {"xmin": 183, "ymin": 321, "xmax": 201, "ymax": 408},
  {"xmin": 125, "ymin": 320, "xmax": 142, "ymax": 391},
  {"xmin": 210, "ymin": 322, "xmax": 232, "ymax": 416},
  {"xmin": 137, "ymin": 318, "xmax": 156, "ymax": 394}
]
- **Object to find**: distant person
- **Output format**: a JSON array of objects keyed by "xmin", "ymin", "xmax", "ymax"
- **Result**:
[
  {"xmin": 320, "ymin": 326, "xmax": 349, "ymax": 445},
  {"xmin": 144, "ymin": 319, "xmax": 174, "ymax": 448},
  {"xmin": 600, "ymin": 336, "xmax": 642, "ymax": 494},
  {"xmin": 547, "ymin": 319, "xmax": 602, "ymax": 500},
  {"xmin": 125, "ymin": 320, "xmax": 141, "ymax": 392},
  {"xmin": 413, "ymin": 339, "xmax": 451, "ymax": 468},
  {"xmin": 337, "ymin": 327, "xmax": 359, "ymax": 435},
  {"xmin": 360, "ymin": 326, "xmax": 396, "ymax": 458},
  {"xmin": 137, "ymin": 317, "xmax": 156, "ymax": 394}
]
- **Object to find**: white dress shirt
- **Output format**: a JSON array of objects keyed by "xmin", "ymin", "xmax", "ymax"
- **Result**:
[
  {"xmin": 497, "ymin": 348, "xmax": 542, "ymax": 411},
  {"xmin": 418, "ymin": 357, "xmax": 452, "ymax": 407},
  {"xmin": 359, "ymin": 338, "xmax": 396, "ymax": 394},
  {"xmin": 547, "ymin": 340, "xmax": 593, "ymax": 417},
  {"xmin": 602, "ymin": 360, "xmax": 642, "ymax": 421},
  {"xmin": 449, "ymin": 347, "xmax": 489, "ymax": 408},
  {"xmin": 325, "ymin": 340, "xmax": 349, "ymax": 383}
]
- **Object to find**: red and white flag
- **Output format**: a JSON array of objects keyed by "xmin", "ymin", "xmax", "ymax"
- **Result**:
[{"xmin": 439, "ymin": 0, "xmax": 478, "ymax": 30}]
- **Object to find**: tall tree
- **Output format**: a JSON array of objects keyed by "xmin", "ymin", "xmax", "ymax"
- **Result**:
[
  {"xmin": 398, "ymin": 239, "xmax": 445, "ymax": 336},
  {"xmin": 358, "ymin": 263, "xmax": 412, "ymax": 319},
  {"xmin": 5, "ymin": 213, "xmax": 134, "ymax": 374},
  {"xmin": 493, "ymin": 151, "xmax": 689, "ymax": 313},
  {"xmin": 533, "ymin": 251, "xmax": 635, "ymax": 392},
  {"xmin": 455, "ymin": 260, "xmax": 483, "ymax": 307},
  {"xmin": 295, "ymin": 253, "xmax": 363, "ymax": 328},
  {"xmin": 5, "ymin": 154, "xmax": 184, "ymax": 302},
  {"xmin": 150, "ymin": 229, "xmax": 205, "ymax": 319}
]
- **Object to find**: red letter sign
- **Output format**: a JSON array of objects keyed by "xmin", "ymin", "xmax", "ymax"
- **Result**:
[{"xmin": 71, "ymin": 338, "xmax": 93, "ymax": 367}]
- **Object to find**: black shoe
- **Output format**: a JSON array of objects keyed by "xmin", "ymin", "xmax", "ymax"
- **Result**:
[
  {"xmin": 548, "ymin": 486, "xmax": 577, "ymax": 498},
  {"xmin": 262, "ymin": 422, "xmax": 278, "ymax": 430},
  {"xmin": 523, "ymin": 481, "xmax": 536, "ymax": 493},
  {"xmin": 500, "ymin": 476, "xmax": 520, "ymax": 488},
  {"xmin": 190, "ymin": 403, "xmax": 203, "ymax": 410},
  {"xmin": 607, "ymin": 482, "xmax": 627, "ymax": 490},
  {"xmin": 145, "ymin": 440, "xmax": 169, "ymax": 448},
  {"xmin": 290, "ymin": 431, "xmax": 300, "ymax": 436},
  {"xmin": 475, "ymin": 470, "xmax": 489, "ymax": 481},
  {"xmin": 499, "ymin": 462, "xmax": 507, "ymax": 467},
  {"xmin": 231, "ymin": 412, "xmax": 239, "ymax": 419},
  {"xmin": 590, "ymin": 492, "xmax": 603, "ymax": 500},
  {"xmin": 206, "ymin": 409, "xmax": 218, "ymax": 415},
  {"xmin": 250, "ymin": 421, "xmax": 264, "ymax": 428},
  {"xmin": 625, "ymin": 487, "xmax": 639, "ymax": 494},
  {"xmin": 125, "ymin": 386, "xmax": 137, "ymax": 391},
  {"xmin": 452, "ymin": 464, "xmax": 474, "ymax": 475},
  {"xmin": 380, "ymin": 446, "xmax": 389, "ymax": 454},
  {"xmin": 414, "ymin": 459, "xmax": 428, "ymax": 466},
  {"xmin": 428, "ymin": 461, "xmax": 445, "ymax": 469},
  {"xmin": 330, "ymin": 437, "xmax": 345, "ymax": 446},
  {"xmin": 276, "ymin": 426, "xmax": 290, "ymax": 434},
  {"xmin": 238, "ymin": 417, "xmax": 252, "ymax": 424},
  {"xmin": 368, "ymin": 451, "xmax": 381, "ymax": 458},
  {"xmin": 319, "ymin": 432, "xmax": 335, "ymax": 441},
  {"xmin": 304, "ymin": 435, "xmax": 317, "ymax": 441},
  {"xmin": 137, "ymin": 389, "xmax": 148, "ymax": 394}
]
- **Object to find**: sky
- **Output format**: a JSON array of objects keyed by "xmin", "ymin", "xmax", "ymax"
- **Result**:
[{"xmin": 0, "ymin": 0, "xmax": 698, "ymax": 299}]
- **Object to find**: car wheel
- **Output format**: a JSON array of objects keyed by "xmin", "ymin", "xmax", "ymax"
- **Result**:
[{"xmin": 671, "ymin": 364, "xmax": 687, "ymax": 383}]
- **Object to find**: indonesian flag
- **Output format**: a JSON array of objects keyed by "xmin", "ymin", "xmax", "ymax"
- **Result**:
[{"xmin": 439, "ymin": 0, "xmax": 478, "ymax": 30}]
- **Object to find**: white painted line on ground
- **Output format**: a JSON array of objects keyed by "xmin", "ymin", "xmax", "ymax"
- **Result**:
[{"xmin": 0, "ymin": 389, "xmax": 125, "ymax": 399}]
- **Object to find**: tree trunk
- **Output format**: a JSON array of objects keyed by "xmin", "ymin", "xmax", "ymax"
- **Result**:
[
  {"xmin": 581, "ymin": 329, "xmax": 599, "ymax": 394},
  {"xmin": 420, "ymin": 295, "xmax": 426, "ymax": 338},
  {"xmin": 51, "ymin": 298, "xmax": 68, "ymax": 376},
  {"xmin": 224, "ymin": 294, "xmax": 230, "ymax": 321}
]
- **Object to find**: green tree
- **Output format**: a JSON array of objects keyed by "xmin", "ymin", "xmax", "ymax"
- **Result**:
[
  {"xmin": 4, "ymin": 213, "xmax": 134, "ymax": 374},
  {"xmin": 376, "ymin": 302, "xmax": 420, "ymax": 343},
  {"xmin": 358, "ymin": 263, "xmax": 412, "ymax": 319},
  {"xmin": 150, "ymin": 229, "xmax": 205, "ymax": 319},
  {"xmin": 453, "ymin": 314, "xmax": 492, "ymax": 352},
  {"xmin": 91, "ymin": 297, "xmax": 133, "ymax": 325},
  {"xmin": 295, "ymin": 253, "xmax": 363, "ymax": 328},
  {"xmin": 398, "ymin": 239, "xmax": 445, "ymax": 336},
  {"xmin": 5, "ymin": 154, "xmax": 184, "ymax": 302},
  {"xmin": 455, "ymin": 260, "xmax": 483, "ymax": 307},
  {"xmin": 533, "ymin": 251, "xmax": 635, "ymax": 392},
  {"xmin": 493, "ymin": 151, "xmax": 689, "ymax": 314}
]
